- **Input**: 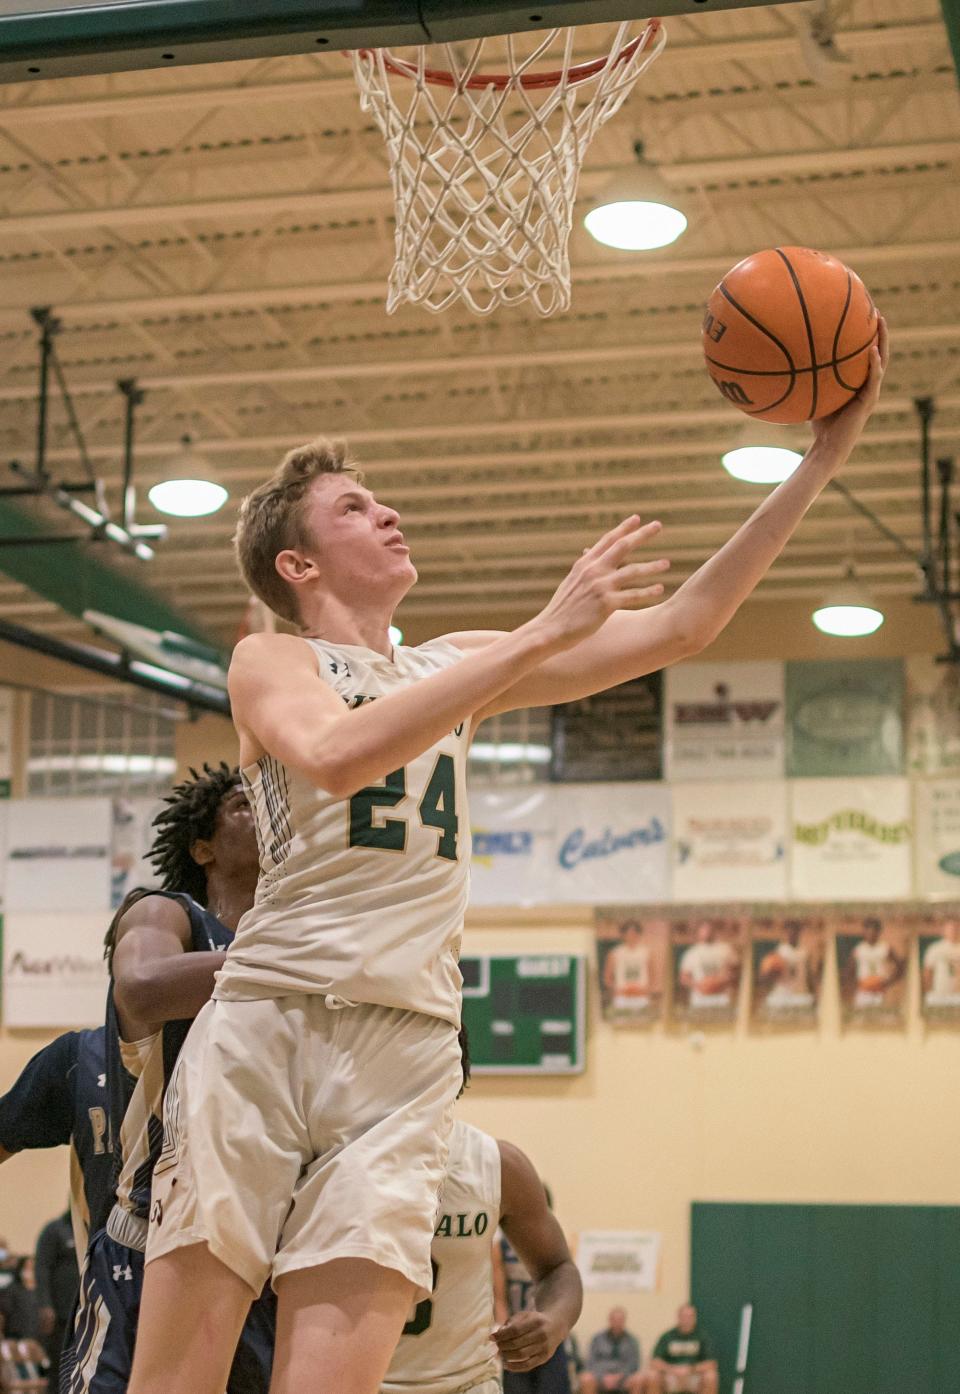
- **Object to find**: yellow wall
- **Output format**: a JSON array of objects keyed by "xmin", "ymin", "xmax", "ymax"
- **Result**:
[{"xmin": 456, "ymin": 912, "xmax": 960, "ymax": 1353}]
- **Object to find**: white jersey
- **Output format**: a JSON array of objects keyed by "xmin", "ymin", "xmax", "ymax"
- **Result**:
[
  {"xmin": 610, "ymin": 943, "xmax": 651, "ymax": 1006},
  {"xmin": 383, "ymin": 1121, "xmax": 501, "ymax": 1394},
  {"xmin": 853, "ymin": 940, "xmax": 890, "ymax": 984},
  {"xmin": 766, "ymin": 941, "xmax": 812, "ymax": 1006},
  {"xmin": 680, "ymin": 942, "xmax": 734, "ymax": 987},
  {"xmin": 924, "ymin": 938, "xmax": 960, "ymax": 999},
  {"xmin": 216, "ymin": 638, "xmax": 470, "ymax": 1025}
]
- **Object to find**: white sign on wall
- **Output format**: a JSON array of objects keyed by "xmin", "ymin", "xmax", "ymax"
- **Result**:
[
  {"xmin": 665, "ymin": 661, "xmax": 785, "ymax": 781},
  {"xmin": 2, "ymin": 911, "xmax": 109, "ymax": 1027},
  {"xmin": 112, "ymin": 797, "xmax": 164, "ymax": 908},
  {"xmin": 470, "ymin": 786, "xmax": 558, "ymax": 907},
  {"xmin": 5, "ymin": 798, "xmax": 112, "ymax": 912},
  {"xmin": 915, "ymin": 779, "xmax": 960, "ymax": 899},
  {"xmin": 672, "ymin": 780, "xmax": 788, "ymax": 902},
  {"xmin": 789, "ymin": 779, "xmax": 913, "ymax": 902},
  {"xmin": 577, "ymin": 1230, "xmax": 662, "ymax": 1293},
  {"xmin": 551, "ymin": 783, "xmax": 671, "ymax": 905}
]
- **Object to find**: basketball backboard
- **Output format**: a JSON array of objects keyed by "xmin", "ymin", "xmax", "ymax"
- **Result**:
[{"xmin": 0, "ymin": 0, "xmax": 799, "ymax": 84}]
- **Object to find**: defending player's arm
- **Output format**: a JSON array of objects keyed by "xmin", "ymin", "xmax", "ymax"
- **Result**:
[
  {"xmin": 229, "ymin": 516, "xmax": 668, "ymax": 795},
  {"xmin": 450, "ymin": 321, "xmax": 889, "ymax": 716},
  {"xmin": 492, "ymin": 1141, "xmax": 582, "ymax": 1374},
  {"xmin": 0, "ymin": 1031, "xmax": 80, "ymax": 1164},
  {"xmin": 111, "ymin": 894, "xmax": 226, "ymax": 1038}
]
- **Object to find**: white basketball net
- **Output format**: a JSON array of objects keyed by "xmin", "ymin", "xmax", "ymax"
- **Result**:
[{"xmin": 352, "ymin": 20, "xmax": 666, "ymax": 317}]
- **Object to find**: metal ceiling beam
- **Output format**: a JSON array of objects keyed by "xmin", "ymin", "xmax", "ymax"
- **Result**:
[
  {"xmin": 0, "ymin": 138, "xmax": 956, "ymax": 238},
  {"xmin": 0, "ymin": 237, "xmax": 955, "ymax": 323},
  {"xmin": 0, "ymin": 321, "xmax": 954, "ymax": 404},
  {"xmin": 0, "ymin": 18, "xmax": 943, "ymax": 123}
]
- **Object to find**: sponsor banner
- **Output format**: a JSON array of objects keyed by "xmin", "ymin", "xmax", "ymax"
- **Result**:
[
  {"xmin": 665, "ymin": 660, "xmax": 785, "ymax": 780},
  {"xmin": 786, "ymin": 659, "xmax": 904, "ymax": 777},
  {"xmin": 789, "ymin": 779, "xmax": 913, "ymax": 902},
  {"xmin": 750, "ymin": 910, "xmax": 826, "ymax": 1027},
  {"xmin": 5, "ymin": 798, "xmax": 112, "ymax": 912},
  {"xmin": 917, "ymin": 907, "xmax": 960, "ymax": 1023},
  {"xmin": 577, "ymin": 1230, "xmax": 661, "ymax": 1293},
  {"xmin": 111, "ymin": 797, "xmax": 164, "ymax": 909},
  {"xmin": 551, "ymin": 783, "xmax": 671, "ymax": 905},
  {"xmin": 914, "ymin": 779, "xmax": 960, "ymax": 899},
  {"xmin": 671, "ymin": 780, "xmax": 787, "ymax": 902},
  {"xmin": 595, "ymin": 907, "xmax": 669, "ymax": 1025},
  {"xmin": 2, "ymin": 911, "xmax": 109, "ymax": 1027},
  {"xmin": 835, "ymin": 907, "xmax": 911, "ymax": 1027},
  {"xmin": 905, "ymin": 657, "xmax": 960, "ymax": 777},
  {"xmin": 551, "ymin": 674, "xmax": 662, "ymax": 782},
  {"xmin": 670, "ymin": 910, "xmax": 745, "ymax": 1024},
  {"xmin": 470, "ymin": 786, "xmax": 557, "ymax": 907}
]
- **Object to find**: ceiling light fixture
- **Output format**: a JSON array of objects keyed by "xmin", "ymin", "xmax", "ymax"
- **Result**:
[
  {"xmin": 149, "ymin": 434, "xmax": 228, "ymax": 518},
  {"xmin": 584, "ymin": 144, "xmax": 687, "ymax": 252},
  {"xmin": 721, "ymin": 421, "xmax": 807, "ymax": 484},
  {"xmin": 812, "ymin": 566, "xmax": 885, "ymax": 637}
]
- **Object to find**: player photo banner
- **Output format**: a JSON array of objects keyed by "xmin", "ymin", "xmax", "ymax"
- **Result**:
[
  {"xmin": 834, "ymin": 906, "xmax": 911, "ymax": 1028},
  {"xmin": 917, "ymin": 907, "xmax": 960, "ymax": 1024},
  {"xmin": 671, "ymin": 780, "xmax": 787, "ymax": 902},
  {"xmin": 595, "ymin": 907, "xmax": 669, "ymax": 1026},
  {"xmin": 665, "ymin": 660, "xmax": 785, "ymax": 781},
  {"xmin": 786, "ymin": 658, "xmax": 904, "ymax": 777},
  {"xmin": 789, "ymin": 778, "xmax": 913, "ymax": 902},
  {"xmin": 914, "ymin": 779, "xmax": 960, "ymax": 900},
  {"xmin": 670, "ymin": 909, "xmax": 745, "ymax": 1025},
  {"xmin": 750, "ymin": 910, "xmax": 826, "ymax": 1027}
]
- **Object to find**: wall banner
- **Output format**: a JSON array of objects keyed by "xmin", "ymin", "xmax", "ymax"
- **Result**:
[
  {"xmin": 5, "ymin": 797, "xmax": 112, "ymax": 912},
  {"xmin": 789, "ymin": 779, "xmax": 913, "ymax": 902},
  {"xmin": 671, "ymin": 780, "xmax": 787, "ymax": 903},
  {"xmin": 2, "ymin": 911, "xmax": 109, "ymax": 1027},
  {"xmin": 914, "ymin": 779, "xmax": 960, "ymax": 900},
  {"xmin": 577, "ymin": 1231, "xmax": 662, "ymax": 1293},
  {"xmin": 594, "ymin": 906, "xmax": 669, "ymax": 1025},
  {"xmin": 917, "ymin": 907, "xmax": 960, "ymax": 1024},
  {"xmin": 551, "ymin": 783, "xmax": 671, "ymax": 905},
  {"xmin": 750, "ymin": 910, "xmax": 826, "ymax": 1027},
  {"xmin": 669, "ymin": 910, "xmax": 744, "ymax": 1025},
  {"xmin": 665, "ymin": 660, "xmax": 784, "ymax": 781},
  {"xmin": 111, "ymin": 797, "xmax": 163, "ymax": 909},
  {"xmin": 905, "ymin": 657, "xmax": 960, "ymax": 777},
  {"xmin": 835, "ymin": 907, "xmax": 911, "ymax": 1027},
  {"xmin": 786, "ymin": 659, "xmax": 904, "ymax": 777}
]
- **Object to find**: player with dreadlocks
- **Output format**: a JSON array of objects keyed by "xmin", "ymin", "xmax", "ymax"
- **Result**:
[{"xmin": 63, "ymin": 763, "xmax": 276, "ymax": 1394}]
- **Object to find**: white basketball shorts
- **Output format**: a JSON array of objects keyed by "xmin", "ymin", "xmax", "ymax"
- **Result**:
[{"xmin": 146, "ymin": 994, "xmax": 461, "ymax": 1298}]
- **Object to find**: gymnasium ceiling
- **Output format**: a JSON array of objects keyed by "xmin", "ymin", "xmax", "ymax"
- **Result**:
[{"xmin": 0, "ymin": 0, "xmax": 956, "ymax": 653}]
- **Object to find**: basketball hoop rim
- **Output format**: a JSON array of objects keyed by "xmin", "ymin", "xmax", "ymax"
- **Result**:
[{"xmin": 356, "ymin": 17, "xmax": 661, "ymax": 92}]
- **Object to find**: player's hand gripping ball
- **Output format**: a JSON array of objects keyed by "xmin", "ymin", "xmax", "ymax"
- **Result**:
[
  {"xmin": 702, "ymin": 246, "xmax": 879, "ymax": 423},
  {"xmin": 761, "ymin": 951, "xmax": 785, "ymax": 978}
]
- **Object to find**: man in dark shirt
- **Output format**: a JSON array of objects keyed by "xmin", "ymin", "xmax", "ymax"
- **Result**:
[
  {"xmin": 646, "ymin": 1304, "xmax": 717, "ymax": 1394},
  {"xmin": 35, "ymin": 1208, "xmax": 77, "ymax": 1388},
  {"xmin": 579, "ymin": 1307, "xmax": 642, "ymax": 1394}
]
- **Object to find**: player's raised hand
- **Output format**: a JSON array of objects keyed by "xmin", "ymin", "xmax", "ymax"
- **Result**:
[
  {"xmin": 492, "ymin": 1310, "xmax": 564, "ymax": 1372},
  {"xmin": 533, "ymin": 515, "xmax": 669, "ymax": 649},
  {"xmin": 811, "ymin": 313, "xmax": 889, "ymax": 462}
]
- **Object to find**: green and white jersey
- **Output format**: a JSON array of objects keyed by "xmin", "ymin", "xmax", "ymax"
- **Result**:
[
  {"xmin": 217, "ymin": 637, "xmax": 470, "ymax": 1025},
  {"xmin": 383, "ymin": 1121, "xmax": 501, "ymax": 1394}
]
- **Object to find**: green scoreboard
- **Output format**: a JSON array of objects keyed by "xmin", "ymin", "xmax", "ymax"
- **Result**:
[{"xmin": 460, "ymin": 954, "xmax": 586, "ymax": 1075}]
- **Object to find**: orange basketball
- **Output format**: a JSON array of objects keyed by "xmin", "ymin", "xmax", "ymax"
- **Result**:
[{"xmin": 702, "ymin": 246, "xmax": 879, "ymax": 423}]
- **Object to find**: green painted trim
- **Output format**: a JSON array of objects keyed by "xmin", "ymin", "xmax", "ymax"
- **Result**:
[
  {"xmin": 0, "ymin": 496, "xmax": 220, "ymax": 651},
  {"xmin": 942, "ymin": 0, "xmax": 960, "ymax": 87}
]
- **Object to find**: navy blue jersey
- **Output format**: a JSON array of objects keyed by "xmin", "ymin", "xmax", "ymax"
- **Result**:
[
  {"xmin": 0, "ymin": 1028, "xmax": 112, "ymax": 1253},
  {"xmin": 105, "ymin": 891, "xmax": 232, "ymax": 1221}
]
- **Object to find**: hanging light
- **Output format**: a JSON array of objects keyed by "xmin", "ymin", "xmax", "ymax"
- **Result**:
[
  {"xmin": 148, "ymin": 435, "xmax": 227, "ymax": 518},
  {"xmin": 584, "ymin": 146, "xmax": 687, "ymax": 252},
  {"xmin": 721, "ymin": 421, "xmax": 806, "ymax": 484},
  {"xmin": 812, "ymin": 566, "xmax": 884, "ymax": 636}
]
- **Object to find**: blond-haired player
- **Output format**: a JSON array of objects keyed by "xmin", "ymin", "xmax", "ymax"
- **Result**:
[{"xmin": 127, "ymin": 324, "xmax": 887, "ymax": 1394}]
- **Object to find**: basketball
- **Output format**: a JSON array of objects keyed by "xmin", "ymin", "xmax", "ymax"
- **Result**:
[
  {"xmin": 762, "ymin": 952, "xmax": 786, "ymax": 977},
  {"xmin": 702, "ymin": 246, "xmax": 879, "ymax": 424}
]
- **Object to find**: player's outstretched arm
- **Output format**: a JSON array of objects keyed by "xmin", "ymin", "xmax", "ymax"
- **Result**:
[
  {"xmin": 111, "ymin": 894, "xmax": 225, "ymax": 1039},
  {"xmin": 451, "ymin": 320, "xmax": 889, "ymax": 717},
  {"xmin": 493, "ymin": 1141, "xmax": 583, "ymax": 1374},
  {"xmin": 229, "ymin": 516, "xmax": 663, "ymax": 796},
  {"xmin": 0, "ymin": 1031, "xmax": 80, "ymax": 1163}
]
